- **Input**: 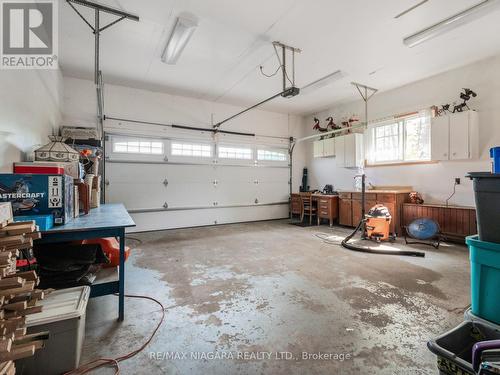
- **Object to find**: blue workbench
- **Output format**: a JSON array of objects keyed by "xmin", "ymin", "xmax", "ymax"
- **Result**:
[{"xmin": 36, "ymin": 203, "xmax": 135, "ymax": 321}]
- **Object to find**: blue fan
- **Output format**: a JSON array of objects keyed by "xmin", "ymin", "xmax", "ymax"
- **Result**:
[{"xmin": 405, "ymin": 218, "xmax": 441, "ymax": 248}]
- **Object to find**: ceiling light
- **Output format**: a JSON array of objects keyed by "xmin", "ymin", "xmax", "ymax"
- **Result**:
[
  {"xmin": 161, "ymin": 14, "xmax": 198, "ymax": 64},
  {"xmin": 403, "ymin": 0, "xmax": 500, "ymax": 47},
  {"xmin": 300, "ymin": 70, "xmax": 345, "ymax": 94}
]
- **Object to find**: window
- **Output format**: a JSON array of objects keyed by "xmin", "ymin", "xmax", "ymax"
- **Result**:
[
  {"xmin": 218, "ymin": 146, "xmax": 252, "ymax": 160},
  {"xmin": 171, "ymin": 142, "xmax": 212, "ymax": 157},
  {"xmin": 368, "ymin": 112, "xmax": 430, "ymax": 164},
  {"xmin": 113, "ymin": 139, "xmax": 163, "ymax": 154},
  {"xmin": 257, "ymin": 149, "xmax": 287, "ymax": 161}
]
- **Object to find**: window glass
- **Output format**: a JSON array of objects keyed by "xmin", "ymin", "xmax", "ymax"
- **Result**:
[{"xmin": 218, "ymin": 146, "xmax": 253, "ymax": 160}]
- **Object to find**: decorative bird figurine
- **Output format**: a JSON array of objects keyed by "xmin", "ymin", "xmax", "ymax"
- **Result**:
[
  {"xmin": 313, "ymin": 117, "xmax": 329, "ymax": 132},
  {"xmin": 327, "ymin": 116, "xmax": 342, "ymax": 131}
]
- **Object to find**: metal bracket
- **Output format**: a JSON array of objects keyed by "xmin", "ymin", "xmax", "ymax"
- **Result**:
[{"xmin": 213, "ymin": 41, "xmax": 301, "ymax": 130}]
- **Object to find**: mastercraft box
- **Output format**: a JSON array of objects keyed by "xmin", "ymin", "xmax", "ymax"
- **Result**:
[{"xmin": 0, "ymin": 174, "xmax": 74, "ymax": 225}]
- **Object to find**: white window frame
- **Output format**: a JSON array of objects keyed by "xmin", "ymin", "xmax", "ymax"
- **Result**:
[
  {"xmin": 108, "ymin": 135, "xmax": 167, "ymax": 162},
  {"xmin": 112, "ymin": 137, "xmax": 164, "ymax": 155},
  {"xmin": 256, "ymin": 147, "xmax": 289, "ymax": 165},
  {"xmin": 217, "ymin": 144, "xmax": 254, "ymax": 161},
  {"xmin": 366, "ymin": 111, "xmax": 431, "ymax": 165},
  {"xmin": 170, "ymin": 141, "xmax": 213, "ymax": 158}
]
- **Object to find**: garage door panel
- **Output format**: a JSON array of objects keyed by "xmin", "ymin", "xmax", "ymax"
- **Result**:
[
  {"xmin": 165, "ymin": 164, "xmax": 215, "ymax": 182},
  {"xmin": 254, "ymin": 168, "xmax": 289, "ymax": 182},
  {"xmin": 215, "ymin": 182, "xmax": 255, "ymax": 206},
  {"xmin": 106, "ymin": 183, "xmax": 168, "ymax": 210},
  {"xmin": 165, "ymin": 183, "xmax": 215, "ymax": 207},
  {"xmin": 107, "ymin": 163, "xmax": 171, "ymax": 184},
  {"xmin": 257, "ymin": 182, "xmax": 289, "ymax": 203}
]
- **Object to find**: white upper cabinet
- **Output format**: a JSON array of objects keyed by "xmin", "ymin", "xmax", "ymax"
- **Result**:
[
  {"xmin": 335, "ymin": 136, "xmax": 345, "ymax": 167},
  {"xmin": 431, "ymin": 110, "xmax": 479, "ymax": 161},
  {"xmin": 323, "ymin": 137, "xmax": 335, "ymax": 157},
  {"xmin": 312, "ymin": 133, "xmax": 363, "ymax": 168},
  {"xmin": 313, "ymin": 140, "xmax": 324, "ymax": 158},
  {"xmin": 313, "ymin": 137, "xmax": 335, "ymax": 158},
  {"xmin": 430, "ymin": 115, "xmax": 450, "ymax": 161},
  {"xmin": 343, "ymin": 133, "xmax": 364, "ymax": 168}
]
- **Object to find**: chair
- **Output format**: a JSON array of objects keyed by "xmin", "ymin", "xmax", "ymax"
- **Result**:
[{"xmin": 299, "ymin": 192, "xmax": 317, "ymax": 225}]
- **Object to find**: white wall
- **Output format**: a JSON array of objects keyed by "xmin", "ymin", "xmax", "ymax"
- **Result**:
[
  {"xmin": 305, "ymin": 55, "xmax": 500, "ymax": 207},
  {"xmin": 62, "ymin": 76, "xmax": 307, "ymax": 191},
  {"xmin": 0, "ymin": 69, "xmax": 63, "ymax": 172}
]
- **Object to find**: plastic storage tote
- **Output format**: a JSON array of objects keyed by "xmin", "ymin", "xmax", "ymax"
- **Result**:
[
  {"xmin": 466, "ymin": 235, "xmax": 500, "ymax": 325},
  {"xmin": 427, "ymin": 321, "xmax": 500, "ymax": 375},
  {"xmin": 14, "ymin": 214, "xmax": 53, "ymax": 231},
  {"xmin": 466, "ymin": 172, "xmax": 500, "ymax": 243},
  {"xmin": 465, "ymin": 308, "xmax": 500, "ymax": 330},
  {"xmin": 491, "ymin": 147, "xmax": 500, "ymax": 174},
  {"xmin": 15, "ymin": 286, "xmax": 90, "ymax": 375}
]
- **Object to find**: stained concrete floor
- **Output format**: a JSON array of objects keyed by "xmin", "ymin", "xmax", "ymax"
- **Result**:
[{"xmin": 81, "ymin": 220, "xmax": 471, "ymax": 374}]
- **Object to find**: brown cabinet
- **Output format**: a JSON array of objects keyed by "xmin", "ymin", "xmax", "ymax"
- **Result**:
[
  {"xmin": 338, "ymin": 191, "xmax": 410, "ymax": 235},
  {"xmin": 316, "ymin": 196, "xmax": 339, "ymax": 227},
  {"xmin": 339, "ymin": 199, "xmax": 352, "ymax": 226},
  {"xmin": 290, "ymin": 193, "xmax": 339, "ymax": 226},
  {"xmin": 403, "ymin": 203, "xmax": 477, "ymax": 242},
  {"xmin": 290, "ymin": 194, "xmax": 301, "ymax": 215}
]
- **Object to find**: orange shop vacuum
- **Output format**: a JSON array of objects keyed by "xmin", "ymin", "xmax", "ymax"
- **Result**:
[{"xmin": 341, "ymin": 174, "xmax": 425, "ymax": 257}]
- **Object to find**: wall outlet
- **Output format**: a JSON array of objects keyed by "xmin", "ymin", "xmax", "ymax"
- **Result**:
[{"xmin": 455, "ymin": 178, "xmax": 461, "ymax": 185}]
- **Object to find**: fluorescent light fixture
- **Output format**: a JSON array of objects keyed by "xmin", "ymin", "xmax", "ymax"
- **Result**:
[
  {"xmin": 300, "ymin": 70, "xmax": 344, "ymax": 94},
  {"xmin": 404, "ymin": 0, "xmax": 500, "ymax": 47},
  {"xmin": 161, "ymin": 14, "xmax": 198, "ymax": 64}
]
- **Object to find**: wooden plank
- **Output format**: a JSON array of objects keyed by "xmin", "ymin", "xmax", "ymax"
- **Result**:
[
  {"xmin": 0, "ymin": 344, "xmax": 34, "ymax": 361},
  {"xmin": 0, "ymin": 278, "xmax": 23, "ymax": 291},
  {"xmin": 2, "ymin": 302, "xmax": 27, "ymax": 312},
  {"xmin": 3, "ymin": 271, "xmax": 37, "ymax": 282},
  {"xmin": 0, "ymin": 360, "xmax": 14, "ymax": 375},
  {"xmin": 0, "ymin": 223, "xmax": 36, "ymax": 236},
  {"xmin": 5, "ymin": 305, "xmax": 42, "ymax": 318},
  {"xmin": 0, "ymin": 236, "xmax": 25, "ymax": 247},
  {"xmin": 0, "ymin": 281, "xmax": 35, "ymax": 297},
  {"xmin": 0, "ymin": 339, "xmax": 12, "ymax": 353},
  {"xmin": 13, "ymin": 331, "xmax": 49, "ymax": 345}
]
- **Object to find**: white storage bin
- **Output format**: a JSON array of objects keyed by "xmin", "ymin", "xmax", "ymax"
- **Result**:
[{"xmin": 16, "ymin": 286, "xmax": 90, "ymax": 375}]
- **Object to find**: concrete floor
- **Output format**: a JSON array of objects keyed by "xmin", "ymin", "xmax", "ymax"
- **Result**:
[{"xmin": 81, "ymin": 220, "xmax": 471, "ymax": 374}]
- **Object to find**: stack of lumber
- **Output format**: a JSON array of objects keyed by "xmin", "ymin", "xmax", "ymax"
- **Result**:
[{"xmin": 0, "ymin": 203, "xmax": 48, "ymax": 374}]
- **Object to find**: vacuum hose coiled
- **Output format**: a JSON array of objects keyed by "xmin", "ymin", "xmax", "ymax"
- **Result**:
[{"xmin": 341, "ymin": 219, "xmax": 425, "ymax": 258}]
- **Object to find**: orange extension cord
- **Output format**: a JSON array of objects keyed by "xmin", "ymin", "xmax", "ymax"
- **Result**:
[{"xmin": 64, "ymin": 294, "xmax": 166, "ymax": 375}]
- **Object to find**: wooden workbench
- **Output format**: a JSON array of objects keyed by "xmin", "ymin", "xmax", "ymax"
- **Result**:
[
  {"xmin": 338, "ymin": 190, "xmax": 411, "ymax": 235},
  {"xmin": 290, "ymin": 193, "xmax": 339, "ymax": 226},
  {"xmin": 36, "ymin": 203, "xmax": 135, "ymax": 321}
]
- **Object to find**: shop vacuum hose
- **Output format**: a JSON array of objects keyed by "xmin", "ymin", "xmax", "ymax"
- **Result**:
[
  {"xmin": 340, "ymin": 174, "xmax": 425, "ymax": 257},
  {"xmin": 341, "ymin": 219, "xmax": 425, "ymax": 257}
]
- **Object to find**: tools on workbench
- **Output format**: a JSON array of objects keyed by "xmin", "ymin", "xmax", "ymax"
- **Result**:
[{"xmin": 0, "ymin": 202, "xmax": 50, "ymax": 374}]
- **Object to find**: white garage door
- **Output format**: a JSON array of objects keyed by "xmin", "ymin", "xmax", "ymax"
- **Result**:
[{"xmin": 104, "ymin": 133, "xmax": 290, "ymax": 232}]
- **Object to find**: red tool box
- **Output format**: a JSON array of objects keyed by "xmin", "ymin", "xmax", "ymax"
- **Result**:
[{"xmin": 14, "ymin": 163, "xmax": 65, "ymax": 175}]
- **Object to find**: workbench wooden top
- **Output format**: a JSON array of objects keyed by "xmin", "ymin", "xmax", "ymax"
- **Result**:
[{"xmin": 41, "ymin": 203, "xmax": 135, "ymax": 233}]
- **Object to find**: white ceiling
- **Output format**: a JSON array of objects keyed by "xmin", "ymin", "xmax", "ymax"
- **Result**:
[{"xmin": 59, "ymin": 0, "xmax": 500, "ymax": 115}]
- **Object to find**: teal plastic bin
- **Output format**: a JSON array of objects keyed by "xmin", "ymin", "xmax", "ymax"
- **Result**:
[
  {"xmin": 14, "ymin": 214, "xmax": 53, "ymax": 231},
  {"xmin": 466, "ymin": 235, "xmax": 500, "ymax": 325}
]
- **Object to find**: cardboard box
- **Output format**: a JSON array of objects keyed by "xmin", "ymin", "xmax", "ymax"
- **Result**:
[
  {"xmin": 91, "ymin": 189, "xmax": 100, "ymax": 208},
  {"xmin": 0, "ymin": 174, "xmax": 74, "ymax": 225},
  {"xmin": 0, "ymin": 202, "xmax": 13, "ymax": 223}
]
